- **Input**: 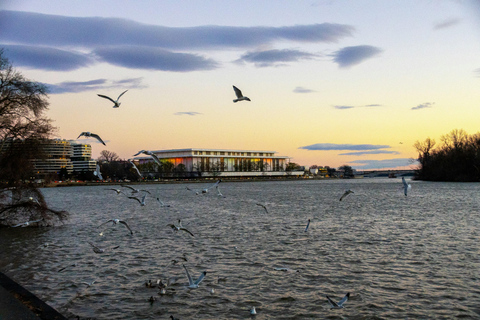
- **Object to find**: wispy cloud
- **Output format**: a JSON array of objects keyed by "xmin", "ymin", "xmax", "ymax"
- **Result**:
[
  {"xmin": 236, "ymin": 49, "xmax": 318, "ymax": 67},
  {"xmin": 434, "ymin": 18, "xmax": 461, "ymax": 30},
  {"xmin": 411, "ymin": 102, "xmax": 434, "ymax": 110},
  {"xmin": 45, "ymin": 77, "xmax": 146, "ymax": 94},
  {"xmin": 349, "ymin": 158, "xmax": 418, "ymax": 170},
  {"xmin": 174, "ymin": 112, "xmax": 202, "ymax": 116},
  {"xmin": 1, "ymin": 44, "xmax": 92, "ymax": 71},
  {"xmin": 339, "ymin": 150, "xmax": 400, "ymax": 156},
  {"xmin": 474, "ymin": 68, "xmax": 480, "ymax": 77},
  {"xmin": 293, "ymin": 86, "xmax": 316, "ymax": 93},
  {"xmin": 299, "ymin": 143, "xmax": 391, "ymax": 151},
  {"xmin": 331, "ymin": 45, "xmax": 382, "ymax": 68},
  {"xmin": 0, "ymin": 10, "xmax": 354, "ymax": 72},
  {"xmin": 334, "ymin": 103, "xmax": 383, "ymax": 109},
  {"xmin": 93, "ymin": 46, "xmax": 218, "ymax": 71}
]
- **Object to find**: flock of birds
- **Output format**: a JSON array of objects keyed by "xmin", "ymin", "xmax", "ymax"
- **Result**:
[
  {"xmin": 37, "ymin": 176, "xmax": 414, "ymax": 319},
  {"xmin": 76, "ymin": 85, "xmax": 251, "ymax": 149},
  {"xmin": 15, "ymin": 86, "xmax": 412, "ymax": 318}
]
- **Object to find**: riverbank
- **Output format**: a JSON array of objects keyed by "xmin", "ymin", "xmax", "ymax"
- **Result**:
[{"xmin": 0, "ymin": 271, "xmax": 66, "ymax": 320}]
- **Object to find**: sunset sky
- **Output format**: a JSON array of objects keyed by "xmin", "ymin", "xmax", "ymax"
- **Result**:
[{"xmin": 1, "ymin": 0, "xmax": 479, "ymax": 170}]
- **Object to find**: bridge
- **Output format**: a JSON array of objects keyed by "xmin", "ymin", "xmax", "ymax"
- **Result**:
[{"xmin": 358, "ymin": 169, "xmax": 415, "ymax": 178}]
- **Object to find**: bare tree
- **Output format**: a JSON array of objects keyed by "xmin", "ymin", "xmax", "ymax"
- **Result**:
[
  {"xmin": 0, "ymin": 49, "xmax": 67, "ymax": 226},
  {"xmin": 97, "ymin": 150, "xmax": 121, "ymax": 163}
]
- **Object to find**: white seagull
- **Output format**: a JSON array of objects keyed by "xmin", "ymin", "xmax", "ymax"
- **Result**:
[
  {"xmin": 167, "ymin": 220, "xmax": 194, "ymax": 237},
  {"xmin": 402, "ymin": 177, "xmax": 411, "ymax": 196},
  {"xmin": 339, "ymin": 189, "xmax": 354, "ymax": 201},
  {"xmin": 133, "ymin": 150, "xmax": 161, "ymax": 166},
  {"xmin": 156, "ymin": 197, "xmax": 171, "ymax": 207},
  {"xmin": 100, "ymin": 219, "xmax": 133, "ymax": 235},
  {"xmin": 233, "ymin": 85, "xmax": 251, "ymax": 103},
  {"xmin": 94, "ymin": 164, "xmax": 103, "ymax": 180},
  {"xmin": 182, "ymin": 264, "xmax": 206, "ymax": 289},
  {"xmin": 326, "ymin": 293, "xmax": 350, "ymax": 309},
  {"xmin": 128, "ymin": 159, "xmax": 142, "ymax": 178},
  {"xmin": 12, "ymin": 218, "xmax": 43, "ymax": 228},
  {"xmin": 202, "ymin": 179, "xmax": 221, "ymax": 194},
  {"xmin": 121, "ymin": 185, "xmax": 151, "ymax": 194},
  {"xmin": 249, "ymin": 306, "xmax": 257, "ymax": 315},
  {"xmin": 128, "ymin": 194, "xmax": 147, "ymax": 206},
  {"xmin": 77, "ymin": 132, "xmax": 106, "ymax": 145},
  {"xmin": 97, "ymin": 90, "xmax": 128, "ymax": 108},
  {"xmin": 106, "ymin": 188, "xmax": 125, "ymax": 195}
]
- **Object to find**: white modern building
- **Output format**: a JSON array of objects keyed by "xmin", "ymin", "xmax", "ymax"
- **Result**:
[{"xmin": 135, "ymin": 148, "xmax": 303, "ymax": 177}]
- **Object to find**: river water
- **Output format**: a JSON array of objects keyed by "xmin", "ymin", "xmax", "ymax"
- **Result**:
[{"xmin": 1, "ymin": 179, "xmax": 479, "ymax": 319}]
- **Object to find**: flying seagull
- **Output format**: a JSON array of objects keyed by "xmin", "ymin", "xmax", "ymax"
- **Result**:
[
  {"xmin": 304, "ymin": 219, "xmax": 311, "ymax": 232},
  {"xmin": 256, "ymin": 203, "xmax": 268, "ymax": 213},
  {"xmin": 233, "ymin": 85, "xmax": 251, "ymax": 103},
  {"xmin": 87, "ymin": 242, "xmax": 119, "ymax": 254},
  {"xmin": 100, "ymin": 219, "xmax": 133, "ymax": 235},
  {"xmin": 128, "ymin": 159, "xmax": 142, "ymax": 178},
  {"xmin": 94, "ymin": 164, "xmax": 103, "ymax": 180},
  {"xmin": 402, "ymin": 177, "xmax": 411, "ymax": 196},
  {"xmin": 167, "ymin": 220, "xmax": 194, "ymax": 237},
  {"xmin": 339, "ymin": 189, "xmax": 354, "ymax": 201},
  {"xmin": 202, "ymin": 179, "xmax": 221, "ymax": 194},
  {"xmin": 106, "ymin": 188, "xmax": 125, "ymax": 195},
  {"xmin": 326, "ymin": 293, "xmax": 350, "ymax": 309},
  {"xmin": 12, "ymin": 218, "xmax": 43, "ymax": 228},
  {"xmin": 183, "ymin": 264, "xmax": 206, "ymax": 289},
  {"xmin": 133, "ymin": 150, "xmax": 161, "ymax": 166},
  {"xmin": 97, "ymin": 90, "xmax": 128, "ymax": 108},
  {"xmin": 128, "ymin": 194, "xmax": 147, "ymax": 206},
  {"xmin": 77, "ymin": 132, "xmax": 106, "ymax": 145},
  {"xmin": 250, "ymin": 306, "xmax": 257, "ymax": 315},
  {"xmin": 121, "ymin": 185, "xmax": 151, "ymax": 194},
  {"xmin": 156, "ymin": 197, "xmax": 171, "ymax": 207}
]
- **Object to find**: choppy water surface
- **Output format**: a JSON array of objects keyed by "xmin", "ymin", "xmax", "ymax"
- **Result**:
[{"xmin": 1, "ymin": 179, "xmax": 480, "ymax": 319}]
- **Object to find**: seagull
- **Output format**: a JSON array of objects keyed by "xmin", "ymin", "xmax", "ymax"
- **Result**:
[
  {"xmin": 121, "ymin": 185, "xmax": 151, "ymax": 194},
  {"xmin": 94, "ymin": 164, "xmax": 103, "ymax": 180},
  {"xmin": 80, "ymin": 280, "xmax": 96, "ymax": 288},
  {"xmin": 339, "ymin": 190, "xmax": 354, "ymax": 201},
  {"xmin": 201, "ymin": 179, "xmax": 221, "ymax": 194},
  {"xmin": 167, "ymin": 220, "xmax": 194, "ymax": 237},
  {"xmin": 304, "ymin": 219, "xmax": 310, "ymax": 232},
  {"xmin": 186, "ymin": 186, "xmax": 199, "ymax": 195},
  {"xmin": 156, "ymin": 197, "xmax": 171, "ymax": 207},
  {"xmin": 58, "ymin": 262, "xmax": 77, "ymax": 273},
  {"xmin": 12, "ymin": 218, "xmax": 43, "ymax": 227},
  {"xmin": 326, "ymin": 292, "xmax": 350, "ymax": 309},
  {"xmin": 249, "ymin": 306, "xmax": 257, "ymax": 315},
  {"xmin": 128, "ymin": 159, "xmax": 142, "ymax": 178},
  {"xmin": 128, "ymin": 194, "xmax": 147, "ymax": 206},
  {"xmin": 87, "ymin": 241, "xmax": 119, "ymax": 254},
  {"xmin": 77, "ymin": 132, "xmax": 106, "ymax": 145},
  {"xmin": 100, "ymin": 219, "xmax": 133, "ymax": 235},
  {"xmin": 256, "ymin": 203, "xmax": 268, "ymax": 213},
  {"xmin": 402, "ymin": 177, "xmax": 411, "ymax": 196},
  {"xmin": 133, "ymin": 150, "xmax": 161, "ymax": 166},
  {"xmin": 106, "ymin": 188, "xmax": 125, "ymax": 195},
  {"xmin": 183, "ymin": 264, "xmax": 206, "ymax": 289},
  {"xmin": 97, "ymin": 90, "xmax": 128, "ymax": 108},
  {"xmin": 233, "ymin": 85, "xmax": 251, "ymax": 103}
]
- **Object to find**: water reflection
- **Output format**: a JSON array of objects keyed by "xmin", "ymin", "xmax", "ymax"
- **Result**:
[{"xmin": 1, "ymin": 179, "xmax": 479, "ymax": 319}]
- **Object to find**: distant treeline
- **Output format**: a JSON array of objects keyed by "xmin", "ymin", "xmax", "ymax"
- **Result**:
[{"xmin": 415, "ymin": 129, "xmax": 480, "ymax": 182}]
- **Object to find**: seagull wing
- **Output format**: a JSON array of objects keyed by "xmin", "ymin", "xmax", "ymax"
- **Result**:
[
  {"xmin": 326, "ymin": 295, "xmax": 339, "ymax": 308},
  {"xmin": 117, "ymin": 90, "xmax": 128, "ymax": 100},
  {"xmin": 233, "ymin": 85, "xmax": 243, "ymax": 98},
  {"xmin": 90, "ymin": 133, "xmax": 106, "ymax": 145},
  {"xmin": 149, "ymin": 154, "xmax": 162, "ymax": 166},
  {"xmin": 119, "ymin": 220, "xmax": 133, "ymax": 234},
  {"xmin": 122, "ymin": 185, "xmax": 136, "ymax": 191},
  {"xmin": 77, "ymin": 132, "xmax": 86, "ymax": 139},
  {"xmin": 256, "ymin": 203, "xmax": 268, "ymax": 213},
  {"xmin": 339, "ymin": 191, "xmax": 349, "ymax": 201},
  {"xmin": 12, "ymin": 222, "xmax": 26, "ymax": 227},
  {"xmin": 179, "ymin": 227, "xmax": 194, "ymax": 237},
  {"xmin": 182, "ymin": 264, "xmax": 194, "ymax": 286},
  {"xmin": 194, "ymin": 271, "xmax": 207, "ymax": 285},
  {"xmin": 99, "ymin": 219, "xmax": 114, "ymax": 227},
  {"xmin": 133, "ymin": 150, "xmax": 145, "ymax": 156},
  {"xmin": 97, "ymin": 94, "xmax": 116, "ymax": 103},
  {"xmin": 128, "ymin": 160, "xmax": 142, "ymax": 177},
  {"xmin": 128, "ymin": 196, "xmax": 141, "ymax": 204},
  {"xmin": 304, "ymin": 219, "xmax": 310, "ymax": 232},
  {"xmin": 338, "ymin": 293, "xmax": 350, "ymax": 306}
]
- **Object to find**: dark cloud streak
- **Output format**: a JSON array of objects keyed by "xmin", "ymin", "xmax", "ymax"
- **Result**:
[
  {"xmin": 331, "ymin": 45, "xmax": 382, "ymax": 68},
  {"xmin": 299, "ymin": 143, "xmax": 391, "ymax": 151},
  {"xmin": 45, "ymin": 77, "xmax": 146, "ymax": 94},
  {"xmin": 236, "ymin": 49, "xmax": 317, "ymax": 67}
]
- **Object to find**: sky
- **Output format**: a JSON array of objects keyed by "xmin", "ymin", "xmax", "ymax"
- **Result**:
[{"xmin": 1, "ymin": 0, "xmax": 480, "ymax": 170}]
